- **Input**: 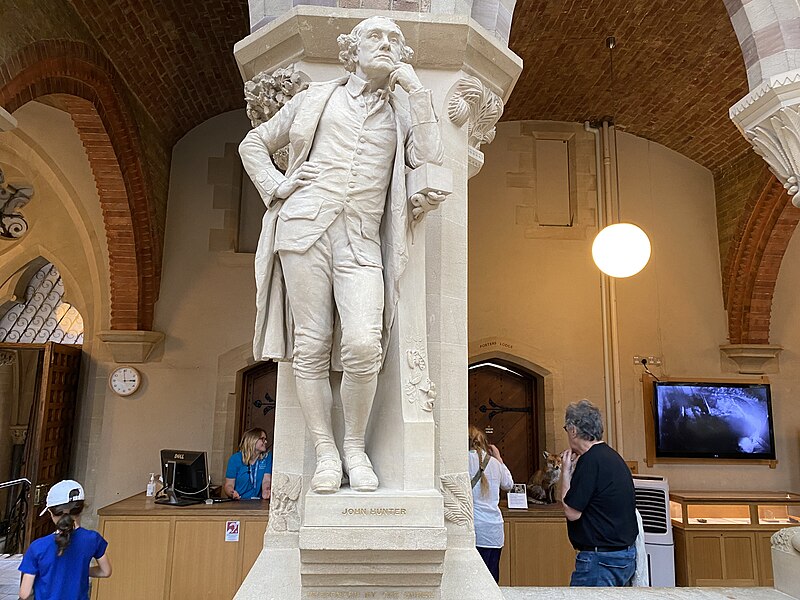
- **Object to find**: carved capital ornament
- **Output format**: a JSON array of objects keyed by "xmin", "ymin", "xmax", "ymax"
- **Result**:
[
  {"xmin": 730, "ymin": 70, "xmax": 800, "ymax": 208},
  {"xmin": 0, "ymin": 166, "xmax": 33, "ymax": 239}
]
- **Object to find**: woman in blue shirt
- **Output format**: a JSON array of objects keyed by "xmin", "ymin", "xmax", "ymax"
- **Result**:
[{"xmin": 224, "ymin": 428, "xmax": 272, "ymax": 500}]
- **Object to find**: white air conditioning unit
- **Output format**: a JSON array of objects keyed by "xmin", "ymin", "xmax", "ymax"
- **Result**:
[{"xmin": 633, "ymin": 474, "xmax": 675, "ymax": 587}]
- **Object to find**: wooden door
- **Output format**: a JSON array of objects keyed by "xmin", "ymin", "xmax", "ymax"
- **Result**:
[
  {"xmin": 23, "ymin": 342, "xmax": 82, "ymax": 545},
  {"xmin": 469, "ymin": 362, "xmax": 537, "ymax": 484},
  {"xmin": 239, "ymin": 361, "xmax": 277, "ymax": 449}
]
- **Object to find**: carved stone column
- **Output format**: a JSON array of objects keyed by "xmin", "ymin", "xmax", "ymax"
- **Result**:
[
  {"xmin": 234, "ymin": 9, "xmax": 521, "ymax": 600},
  {"xmin": 730, "ymin": 70, "xmax": 800, "ymax": 208}
]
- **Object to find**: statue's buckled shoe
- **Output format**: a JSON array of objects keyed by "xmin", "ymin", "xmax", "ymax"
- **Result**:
[
  {"xmin": 344, "ymin": 452, "xmax": 378, "ymax": 492},
  {"xmin": 311, "ymin": 456, "xmax": 342, "ymax": 493}
]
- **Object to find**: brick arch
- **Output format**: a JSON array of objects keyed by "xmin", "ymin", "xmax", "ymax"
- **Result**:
[
  {"xmin": 724, "ymin": 171, "xmax": 799, "ymax": 344},
  {"xmin": 0, "ymin": 40, "xmax": 159, "ymax": 331},
  {"xmin": 722, "ymin": 0, "xmax": 800, "ymax": 87}
]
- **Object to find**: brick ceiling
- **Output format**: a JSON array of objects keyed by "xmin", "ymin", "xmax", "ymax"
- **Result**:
[
  {"xmin": 504, "ymin": 0, "xmax": 752, "ymax": 172},
  {"xmin": 66, "ymin": 0, "xmax": 751, "ymax": 171}
]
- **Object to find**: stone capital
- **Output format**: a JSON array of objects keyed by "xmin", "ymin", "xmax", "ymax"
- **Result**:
[
  {"xmin": 730, "ymin": 69, "xmax": 800, "ymax": 207},
  {"xmin": 97, "ymin": 330, "xmax": 165, "ymax": 363},
  {"xmin": 10, "ymin": 425, "xmax": 27, "ymax": 445},
  {"xmin": 0, "ymin": 350, "xmax": 15, "ymax": 366}
]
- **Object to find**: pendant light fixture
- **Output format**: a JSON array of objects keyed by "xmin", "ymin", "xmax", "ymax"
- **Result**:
[{"xmin": 591, "ymin": 36, "xmax": 651, "ymax": 278}]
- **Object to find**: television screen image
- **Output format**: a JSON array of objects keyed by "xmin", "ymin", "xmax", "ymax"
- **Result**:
[{"xmin": 653, "ymin": 382, "xmax": 776, "ymax": 460}]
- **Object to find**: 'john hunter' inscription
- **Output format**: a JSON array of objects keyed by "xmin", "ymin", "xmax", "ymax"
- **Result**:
[{"xmin": 341, "ymin": 507, "xmax": 408, "ymax": 516}]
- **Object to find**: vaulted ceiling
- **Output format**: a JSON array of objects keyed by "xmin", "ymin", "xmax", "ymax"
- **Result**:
[{"xmin": 64, "ymin": 0, "xmax": 751, "ymax": 172}]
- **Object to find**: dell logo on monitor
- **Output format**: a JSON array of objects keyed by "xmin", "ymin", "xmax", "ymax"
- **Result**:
[{"xmin": 174, "ymin": 453, "xmax": 185, "ymax": 460}]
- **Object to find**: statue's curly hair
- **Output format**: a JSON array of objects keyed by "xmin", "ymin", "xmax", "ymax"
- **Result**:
[{"xmin": 337, "ymin": 16, "xmax": 414, "ymax": 73}]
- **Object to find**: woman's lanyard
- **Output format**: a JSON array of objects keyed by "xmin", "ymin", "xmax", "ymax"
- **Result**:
[{"xmin": 248, "ymin": 458, "xmax": 261, "ymax": 489}]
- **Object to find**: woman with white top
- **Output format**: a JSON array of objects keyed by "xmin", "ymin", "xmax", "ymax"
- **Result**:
[{"xmin": 469, "ymin": 425, "xmax": 514, "ymax": 582}]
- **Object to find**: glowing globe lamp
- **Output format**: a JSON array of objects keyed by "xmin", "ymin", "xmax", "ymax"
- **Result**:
[{"xmin": 591, "ymin": 223, "xmax": 651, "ymax": 278}]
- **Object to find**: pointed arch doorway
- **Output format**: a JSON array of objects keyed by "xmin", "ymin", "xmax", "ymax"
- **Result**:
[{"xmin": 468, "ymin": 359, "xmax": 543, "ymax": 483}]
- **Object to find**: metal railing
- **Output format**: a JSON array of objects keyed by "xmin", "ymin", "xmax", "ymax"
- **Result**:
[{"xmin": 1, "ymin": 478, "xmax": 30, "ymax": 554}]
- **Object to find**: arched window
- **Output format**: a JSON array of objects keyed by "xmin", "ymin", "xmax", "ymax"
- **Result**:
[{"xmin": 0, "ymin": 262, "xmax": 83, "ymax": 344}]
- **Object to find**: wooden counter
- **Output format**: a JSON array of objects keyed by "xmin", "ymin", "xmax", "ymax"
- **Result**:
[
  {"xmin": 92, "ymin": 493, "xmax": 269, "ymax": 600},
  {"xmin": 500, "ymin": 503, "xmax": 574, "ymax": 586},
  {"xmin": 670, "ymin": 490, "xmax": 800, "ymax": 587}
]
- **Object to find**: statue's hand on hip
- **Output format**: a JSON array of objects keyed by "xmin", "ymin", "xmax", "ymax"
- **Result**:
[
  {"xmin": 389, "ymin": 63, "xmax": 424, "ymax": 95},
  {"xmin": 410, "ymin": 190, "xmax": 447, "ymax": 221},
  {"xmin": 275, "ymin": 162, "xmax": 321, "ymax": 200}
]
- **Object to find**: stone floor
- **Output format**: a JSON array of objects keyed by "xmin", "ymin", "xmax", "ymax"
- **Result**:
[
  {"xmin": 502, "ymin": 588, "xmax": 792, "ymax": 600},
  {"xmin": 0, "ymin": 555, "xmax": 20, "ymax": 600},
  {"xmin": 0, "ymin": 556, "xmax": 794, "ymax": 600}
]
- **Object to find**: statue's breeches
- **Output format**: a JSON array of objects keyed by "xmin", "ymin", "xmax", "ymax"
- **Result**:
[{"xmin": 279, "ymin": 216, "xmax": 384, "ymax": 381}]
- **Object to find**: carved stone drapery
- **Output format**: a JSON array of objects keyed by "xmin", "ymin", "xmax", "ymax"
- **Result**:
[
  {"xmin": 447, "ymin": 75, "xmax": 504, "ymax": 178},
  {"xmin": 0, "ymin": 166, "xmax": 33, "ymax": 239},
  {"xmin": 244, "ymin": 64, "xmax": 309, "ymax": 172},
  {"xmin": 730, "ymin": 70, "xmax": 800, "ymax": 208},
  {"xmin": 268, "ymin": 472, "xmax": 302, "ymax": 532}
]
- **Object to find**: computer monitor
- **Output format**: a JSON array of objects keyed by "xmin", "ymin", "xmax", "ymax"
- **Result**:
[{"xmin": 155, "ymin": 449, "xmax": 209, "ymax": 506}]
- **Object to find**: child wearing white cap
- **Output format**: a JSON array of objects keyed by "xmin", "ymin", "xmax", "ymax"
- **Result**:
[{"xmin": 18, "ymin": 479, "xmax": 112, "ymax": 600}]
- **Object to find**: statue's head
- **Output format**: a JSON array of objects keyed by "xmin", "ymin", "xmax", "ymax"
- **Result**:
[{"xmin": 337, "ymin": 16, "xmax": 414, "ymax": 79}]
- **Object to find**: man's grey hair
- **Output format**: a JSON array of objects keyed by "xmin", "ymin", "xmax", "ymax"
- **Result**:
[
  {"xmin": 337, "ymin": 16, "xmax": 414, "ymax": 73},
  {"xmin": 565, "ymin": 399, "xmax": 604, "ymax": 441}
]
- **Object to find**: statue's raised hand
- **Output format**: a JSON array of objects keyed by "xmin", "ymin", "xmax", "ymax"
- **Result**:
[
  {"xmin": 275, "ymin": 162, "xmax": 321, "ymax": 199},
  {"xmin": 389, "ymin": 63, "xmax": 423, "ymax": 95}
]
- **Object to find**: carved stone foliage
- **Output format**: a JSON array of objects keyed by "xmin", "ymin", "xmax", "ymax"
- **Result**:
[
  {"xmin": 440, "ymin": 472, "xmax": 473, "ymax": 528},
  {"xmin": 447, "ymin": 75, "xmax": 504, "ymax": 150},
  {"xmin": 0, "ymin": 351, "xmax": 14, "ymax": 366},
  {"xmin": 772, "ymin": 527, "xmax": 800, "ymax": 554},
  {"xmin": 745, "ymin": 106, "xmax": 800, "ymax": 208},
  {"xmin": 268, "ymin": 472, "xmax": 303, "ymax": 532},
  {"xmin": 403, "ymin": 337, "xmax": 436, "ymax": 413},
  {"xmin": 244, "ymin": 65, "xmax": 309, "ymax": 172},
  {"xmin": 0, "ymin": 166, "xmax": 33, "ymax": 240}
]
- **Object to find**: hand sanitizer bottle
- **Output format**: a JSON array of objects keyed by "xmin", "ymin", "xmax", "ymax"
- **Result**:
[{"xmin": 146, "ymin": 473, "xmax": 156, "ymax": 497}]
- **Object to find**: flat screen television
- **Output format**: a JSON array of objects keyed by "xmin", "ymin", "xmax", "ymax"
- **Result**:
[
  {"xmin": 155, "ymin": 449, "xmax": 209, "ymax": 506},
  {"xmin": 652, "ymin": 381, "xmax": 776, "ymax": 460}
]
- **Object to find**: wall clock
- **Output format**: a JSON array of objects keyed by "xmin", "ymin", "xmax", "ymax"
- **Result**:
[{"xmin": 108, "ymin": 365, "xmax": 142, "ymax": 397}]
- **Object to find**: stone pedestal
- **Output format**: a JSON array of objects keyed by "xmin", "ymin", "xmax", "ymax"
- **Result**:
[{"xmin": 233, "ymin": 8, "xmax": 521, "ymax": 599}]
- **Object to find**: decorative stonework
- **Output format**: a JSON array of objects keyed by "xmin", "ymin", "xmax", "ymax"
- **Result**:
[
  {"xmin": 440, "ymin": 472, "xmax": 473, "ymax": 528},
  {"xmin": 729, "ymin": 70, "xmax": 800, "ymax": 208},
  {"xmin": 404, "ymin": 347, "xmax": 436, "ymax": 412},
  {"xmin": 771, "ymin": 527, "xmax": 800, "ymax": 554},
  {"xmin": 268, "ymin": 472, "xmax": 302, "ymax": 532},
  {"xmin": 448, "ymin": 75, "xmax": 503, "ymax": 144},
  {"xmin": 0, "ymin": 167, "xmax": 33, "ymax": 240},
  {"xmin": 244, "ymin": 64, "xmax": 309, "ymax": 171},
  {"xmin": 720, "ymin": 343, "xmax": 781, "ymax": 374},
  {"xmin": 97, "ymin": 330, "xmax": 165, "ymax": 363},
  {"xmin": 9, "ymin": 425, "xmax": 26, "ymax": 445},
  {"xmin": 0, "ymin": 350, "xmax": 14, "ymax": 366},
  {"xmin": 744, "ymin": 106, "xmax": 800, "ymax": 208}
]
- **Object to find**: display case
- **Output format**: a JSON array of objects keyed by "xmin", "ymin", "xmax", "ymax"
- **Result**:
[{"xmin": 670, "ymin": 491, "xmax": 800, "ymax": 587}]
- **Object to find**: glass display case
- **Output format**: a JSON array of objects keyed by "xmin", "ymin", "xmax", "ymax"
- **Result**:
[{"xmin": 669, "ymin": 490, "xmax": 800, "ymax": 587}]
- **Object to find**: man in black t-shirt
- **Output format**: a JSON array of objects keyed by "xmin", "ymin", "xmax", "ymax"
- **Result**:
[{"xmin": 560, "ymin": 399, "xmax": 638, "ymax": 586}]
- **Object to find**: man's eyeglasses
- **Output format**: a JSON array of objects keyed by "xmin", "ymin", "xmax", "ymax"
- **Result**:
[{"xmin": 51, "ymin": 507, "xmax": 81, "ymax": 517}]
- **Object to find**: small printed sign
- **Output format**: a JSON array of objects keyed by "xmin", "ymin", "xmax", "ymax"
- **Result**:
[
  {"xmin": 507, "ymin": 483, "xmax": 528, "ymax": 509},
  {"xmin": 225, "ymin": 520, "xmax": 240, "ymax": 542}
]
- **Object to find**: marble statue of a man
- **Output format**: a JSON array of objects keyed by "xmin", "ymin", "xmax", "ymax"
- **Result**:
[{"xmin": 239, "ymin": 16, "xmax": 444, "ymax": 494}]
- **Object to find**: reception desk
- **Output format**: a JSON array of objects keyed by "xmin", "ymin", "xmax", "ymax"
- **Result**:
[
  {"xmin": 91, "ymin": 493, "xmax": 269, "ymax": 600},
  {"xmin": 500, "ymin": 503, "xmax": 574, "ymax": 586}
]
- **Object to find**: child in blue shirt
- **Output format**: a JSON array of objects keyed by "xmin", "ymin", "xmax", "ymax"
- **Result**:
[
  {"xmin": 19, "ymin": 479, "xmax": 111, "ymax": 600},
  {"xmin": 224, "ymin": 428, "xmax": 273, "ymax": 499}
]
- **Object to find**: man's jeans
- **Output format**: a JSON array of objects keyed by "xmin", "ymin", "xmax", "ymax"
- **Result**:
[{"xmin": 570, "ymin": 546, "xmax": 636, "ymax": 587}]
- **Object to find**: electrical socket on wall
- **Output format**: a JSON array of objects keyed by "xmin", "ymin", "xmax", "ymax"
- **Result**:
[{"xmin": 633, "ymin": 355, "xmax": 662, "ymax": 366}]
